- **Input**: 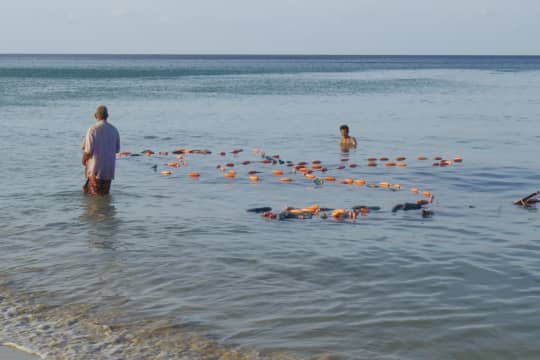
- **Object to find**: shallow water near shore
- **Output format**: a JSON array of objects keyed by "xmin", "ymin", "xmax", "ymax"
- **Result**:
[{"xmin": 2, "ymin": 55, "xmax": 540, "ymax": 359}]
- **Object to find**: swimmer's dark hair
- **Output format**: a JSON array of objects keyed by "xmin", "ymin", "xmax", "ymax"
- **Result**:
[{"xmin": 340, "ymin": 125, "xmax": 349, "ymax": 132}]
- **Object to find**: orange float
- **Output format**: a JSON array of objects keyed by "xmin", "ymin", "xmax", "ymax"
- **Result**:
[
  {"xmin": 324, "ymin": 176, "xmax": 336, "ymax": 181},
  {"xmin": 161, "ymin": 170, "xmax": 172, "ymax": 176},
  {"xmin": 224, "ymin": 171, "xmax": 236, "ymax": 178},
  {"xmin": 342, "ymin": 178, "xmax": 353, "ymax": 185},
  {"xmin": 297, "ymin": 162, "xmax": 307, "ymax": 166},
  {"xmin": 379, "ymin": 157, "xmax": 389, "ymax": 161},
  {"xmin": 332, "ymin": 209, "xmax": 346, "ymax": 218},
  {"xmin": 248, "ymin": 175, "xmax": 260, "ymax": 182},
  {"xmin": 167, "ymin": 162, "xmax": 180, "ymax": 168},
  {"xmin": 367, "ymin": 162, "xmax": 377, "ymax": 167},
  {"xmin": 410, "ymin": 188, "xmax": 420, "ymax": 194},
  {"xmin": 379, "ymin": 182, "xmax": 390, "ymax": 188},
  {"xmin": 416, "ymin": 156, "xmax": 427, "ymax": 160},
  {"xmin": 367, "ymin": 157, "xmax": 377, "ymax": 162},
  {"xmin": 304, "ymin": 174, "xmax": 316, "ymax": 179},
  {"xmin": 440, "ymin": 160, "xmax": 451, "ymax": 166},
  {"xmin": 423, "ymin": 191, "xmax": 431, "ymax": 197},
  {"xmin": 280, "ymin": 177, "xmax": 293, "ymax": 182},
  {"xmin": 272, "ymin": 169, "xmax": 284, "ymax": 176},
  {"xmin": 385, "ymin": 162, "xmax": 396, "ymax": 167},
  {"xmin": 453, "ymin": 156, "xmax": 463, "ymax": 163},
  {"xmin": 312, "ymin": 164, "xmax": 322, "ymax": 170},
  {"xmin": 355, "ymin": 179, "xmax": 366, "ymax": 186},
  {"xmin": 395, "ymin": 156, "xmax": 406, "ymax": 161},
  {"xmin": 396, "ymin": 162, "xmax": 407, "ymax": 167},
  {"xmin": 188, "ymin": 172, "xmax": 200, "ymax": 177},
  {"xmin": 393, "ymin": 184, "xmax": 401, "ymax": 190}
]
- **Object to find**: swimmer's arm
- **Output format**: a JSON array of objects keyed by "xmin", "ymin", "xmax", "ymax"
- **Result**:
[{"xmin": 351, "ymin": 137, "xmax": 358, "ymax": 147}]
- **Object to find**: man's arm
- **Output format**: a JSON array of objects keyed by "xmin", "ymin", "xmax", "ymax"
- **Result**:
[{"xmin": 82, "ymin": 152, "xmax": 91, "ymax": 166}]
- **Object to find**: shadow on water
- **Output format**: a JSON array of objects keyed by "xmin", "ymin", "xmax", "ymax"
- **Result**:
[{"xmin": 80, "ymin": 195, "xmax": 119, "ymax": 249}]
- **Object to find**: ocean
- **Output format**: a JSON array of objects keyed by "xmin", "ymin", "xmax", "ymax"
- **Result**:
[{"xmin": 1, "ymin": 55, "xmax": 540, "ymax": 359}]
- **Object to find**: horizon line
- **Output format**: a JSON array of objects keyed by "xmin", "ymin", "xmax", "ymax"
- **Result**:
[{"xmin": 1, "ymin": 53, "xmax": 540, "ymax": 57}]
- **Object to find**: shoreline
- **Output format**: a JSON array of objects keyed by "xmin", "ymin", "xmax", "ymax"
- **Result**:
[{"xmin": 0, "ymin": 344, "xmax": 39, "ymax": 360}]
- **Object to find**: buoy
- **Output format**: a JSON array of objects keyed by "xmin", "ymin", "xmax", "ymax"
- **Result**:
[
  {"xmin": 355, "ymin": 179, "xmax": 366, "ymax": 186},
  {"xmin": 453, "ymin": 156, "xmax": 463, "ymax": 163},
  {"xmin": 385, "ymin": 162, "xmax": 396, "ymax": 167},
  {"xmin": 336, "ymin": 165, "xmax": 346, "ymax": 170},
  {"xmin": 176, "ymin": 155, "xmax": 184, "ymax": 159},
  {"xmin": 395, "ymin": 156, "xmax": 406, "ymax": 161},
  {"xmin": 261, "ymin": 160, "xmax": 273, "ymax": 164},
  {"xmin": 380, "ymin": 182, "xmax": 390, "ymax": 188},
  {"xmin": 434, "ymin": 156, "xmax": 442, "ymax": 161},
  {"xmin": 349, "ymin": 163, "xmax": 357, "ymax": 168},
  {"xmin": 226, "ymin": 163, "xmax": 235, "ymax": 167},
  {"xmin": 143, "ymin": 150, "xmax": 154, "ymax": 156},
  {"xmin": 396, "ymin": 162, "xmax": 407, "ymax": 167},
  {"xmin": 432, "ymin": 162, "xmax": 440, "ymax": 166},
  {"xmin": 342, "ymin": 178, "xmax": 353, "ymax": 185},
  {"xmin": 305, "ymin": 174, "xmax": 316, "ymax": 179},
  {"xmin": 188, "ymin": 172, "xmax": 200, "ymax": 177},
  {"xmin": 423, "ymin": 191, "xmax": 431, "ymax": 198},
  {"xmin": 379, "ymin": 157, "xmax": 389, "ymax": 161},
  {"xmin": 167, "ymin": 162, "xmax": 180, "ymax": 168},
  {"xmin": 219, "ymin": 152, "xmax": 226, "ymax": 156},
  {"xmin": 286, "ymin": 163, "xmax": 294, "ymax": 167},
  {"xmin": 367, "ymin": 162, "xmax": 377, "ymax": 167},
  {"xmin": 280, "ymin": 177, "xmax": 293, "ymax": 182},
  {"xmin": 312, "ymin": 164, "xmax": 322, "ymax": 170},
  {"xmin": 416, "ymin": 156, "xmax": 427, "ymax": 161},
  {"xmin": 312, "ymin": 160, "xmax": 321, "ymax": 164},
  {"xmin": 161, "ymin": 170, "xmax": 172, "ymax": 176},
  {"xmin": 341, "ymin": 158, "xmax": 349, "ymax": 162},
  {"xmin": 224, "ymin": 171, "xmax": 236, "ymax": 178},
  {"xmin": 159, "ymin": 151, "xmax": 168, "ymax": 156},
  {"xmin": 298, "ymin": 167, "xmax": 309, "ymax": 173},
  {"xmin": 393, "ymin": 184, "xmax": 401, "ymax": 190},
  {"xmin": 242, "ymin": 161, "xmax": 250, "ymax": 165},
  {"xmin": 272, "ymin": 154, "xmax": 280, "ymax": 158},
  {"xmin": 324, "ymin": 176, "xmax": 336, "ymax": 181},
  {"xmin": 248, "ymin": 175, "xmax": 260, "ymax": 182},
  {"xmin": 440, "ymin": 160, "xmax": 450, "ymax": 166},
  {"xmin": 247, "ymin": 170, "xmax": 261, "ymax": 175},
  {"xmin": 272, "ymin": 169, "xmax": 284, "ymax": 176},
  {"xmin": 410, "ymin": 188, "xmax": 420, "ymax": 194},
  {"xmin": 367, "ymin": 158, "xmax": 377, "ymax": 162},
  {"xmin": 297, "ymin": 162, "xmax": 307, "ymax": 166},
  {"xmin": 332, "ymin": 209, "xmax": 346, "ymax": 218},
  {"xmin": 320, "ymin": 167, "xmax": 328, "ymax": 172}
]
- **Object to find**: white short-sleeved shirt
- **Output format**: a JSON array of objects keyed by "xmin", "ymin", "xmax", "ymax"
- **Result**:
[{"xmin": 81, "ymin": 120, "xmax": 120, "ymax": 180}]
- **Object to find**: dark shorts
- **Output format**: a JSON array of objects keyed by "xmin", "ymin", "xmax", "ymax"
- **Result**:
[{"xmin": 83, "ymin": 176, "xmax": 112, "ymax": 196}]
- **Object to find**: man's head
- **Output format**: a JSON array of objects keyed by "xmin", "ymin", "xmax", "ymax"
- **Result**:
[
  {"xmin": 340, "ymin": 124, "xmax": 349, "ymax": 137},
  {"xmin": 95, "ymin": 105, "xmax": 109, "ymax": 120}
]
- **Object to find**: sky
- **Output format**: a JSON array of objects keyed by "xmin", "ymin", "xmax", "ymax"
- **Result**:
[{"xmin": 1, "ymin": 0, "xmax": 539, "ymax": 54}]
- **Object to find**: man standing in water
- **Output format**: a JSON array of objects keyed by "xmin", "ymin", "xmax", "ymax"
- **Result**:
[
  {"xmin": 339, "ymin": 124, "xmax": 357, "ymax": 149},
  {"xmin": 81, "ymin": 105, "xmax": 120, "ymax": 195}
]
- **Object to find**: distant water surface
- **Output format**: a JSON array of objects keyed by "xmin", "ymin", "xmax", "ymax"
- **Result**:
[{"xmin": 1, "ymin": 55, "xmax": 540, "ymax": 359}]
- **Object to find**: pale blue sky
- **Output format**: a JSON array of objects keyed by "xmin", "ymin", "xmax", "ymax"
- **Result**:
[{"xmin": 1, "ymin": 0, "xmax": 538, "ymax": 54}]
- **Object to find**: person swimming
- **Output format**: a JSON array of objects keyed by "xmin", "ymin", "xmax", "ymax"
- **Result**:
[{"xmin": 339, "ymin": 124, "xmax": 357, "ymax": 149}]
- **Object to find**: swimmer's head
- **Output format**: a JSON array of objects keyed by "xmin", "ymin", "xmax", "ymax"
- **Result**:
[
  {"xmin": 95, "ymin": 105, "xmax": 109, "ymax": 120},
  {"xmin": 340, "ymin": 124, "xmax": 349, "ymax": 136}
]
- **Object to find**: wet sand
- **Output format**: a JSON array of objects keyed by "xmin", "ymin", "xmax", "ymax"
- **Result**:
[{"xmin": 0, "ymin": 345, "xmax": 39, "ymax": 359}]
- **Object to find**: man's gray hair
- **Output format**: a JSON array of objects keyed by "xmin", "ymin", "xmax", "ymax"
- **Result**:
[{"xmin": 95, "ymin": 105, "xmax": 109, "ymax": 120}]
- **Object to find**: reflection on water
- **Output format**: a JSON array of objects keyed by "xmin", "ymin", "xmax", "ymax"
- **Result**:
[{"xmin": 80, "ymin": 195, "xmax": 119, "ymax": 249}]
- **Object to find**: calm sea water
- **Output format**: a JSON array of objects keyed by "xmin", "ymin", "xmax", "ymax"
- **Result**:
[{"xmin": 1, "ymin": 55, "xmax": 540, "ymax": 359}]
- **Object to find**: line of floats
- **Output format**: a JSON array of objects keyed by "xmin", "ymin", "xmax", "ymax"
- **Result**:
[{"xmin": 116, "ymin": 147, "xmax": 467, "ymax": 220}]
